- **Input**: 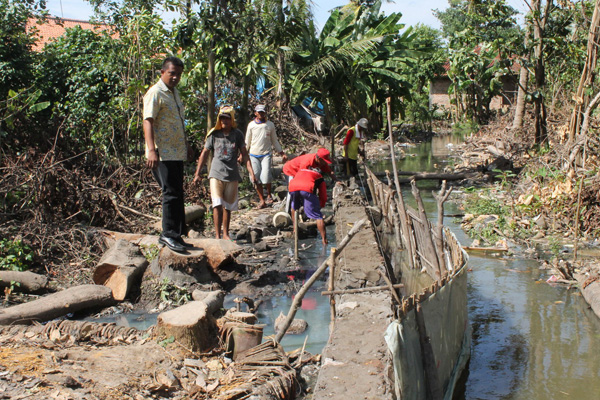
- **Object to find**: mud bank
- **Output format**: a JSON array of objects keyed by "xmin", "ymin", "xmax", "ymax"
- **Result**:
[{"xmin": 311, "ymin": 184, "xmax": 395, "ymax": 399}]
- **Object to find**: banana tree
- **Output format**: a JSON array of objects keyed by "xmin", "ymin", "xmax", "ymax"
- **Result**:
[{"xmin": 290, "ymin": 0, "xmax": 415, "ymax": 134}]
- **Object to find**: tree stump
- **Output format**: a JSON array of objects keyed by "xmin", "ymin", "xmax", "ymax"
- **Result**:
[
  {"xmin": 156, "ymin": 301, "xmax": 216, "ymax": 352},
  {"xmin": 93, "ymin": 239, "xmax": 148, "ymax": 301}
]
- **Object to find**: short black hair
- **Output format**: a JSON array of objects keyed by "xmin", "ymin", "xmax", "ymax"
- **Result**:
[{"xmin": 162, "ymin": 56, "xmax": 184, "ymax": 70}]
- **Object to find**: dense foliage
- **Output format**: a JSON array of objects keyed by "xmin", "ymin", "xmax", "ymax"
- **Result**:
[{"xmin": 0, "ymin": 0, "xmax": 599, "ymax": 168}]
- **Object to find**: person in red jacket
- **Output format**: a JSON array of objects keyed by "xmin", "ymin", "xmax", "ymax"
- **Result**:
[
  {"xmin": 283, "ymin": 148, "xmax": 335, "ymax": 214},
  {"xmin": 288, "ymin": 167, "xmax": 328, "ymax": 245},
  {"xmin": 282, "ymin": 148, "xmax": 334, "ymax": 179}
]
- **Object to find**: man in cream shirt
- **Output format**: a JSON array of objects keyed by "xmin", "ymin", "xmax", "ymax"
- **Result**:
[
  {"xmin": 245, "ymin": 105, "xmax": 287, "ymax": 208},
  {"xmin": 143, "ymin": 56, "xmax": 192, "ymax": 253}
]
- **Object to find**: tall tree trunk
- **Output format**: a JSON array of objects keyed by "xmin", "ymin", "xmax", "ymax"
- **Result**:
[
  {"xmin": 275, "ymin": 0, "xmax": 288, "ymax": 113},
  {"xmin": 532, "ymin": 0, "xmax": 551, "ymax": 146},
  {"xmin": 512, "ymin": 26, "xmax": 531, "ymax": 131},
  {"xmin": 207, "ymin": 50, "xmax": 216, "ymax": 132},
  {"xmin": 568, "ymin": 0, "xmax": 600, "ymax": 142},
  {"xmin": 240, "ymin": 74, "xmax": 250, "ymax": 132}
]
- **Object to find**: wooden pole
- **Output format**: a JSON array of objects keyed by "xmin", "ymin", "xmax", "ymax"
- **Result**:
[
  {"xmin": 322, "ymin": 284, "xmax": 404, "ymax": 296},
  {"xmin": 385, "ymin": 98, "xmax": 415, "ymax": 269},
  {"xmin": 294, "ymin": 209, "xmax": 299, "ymax": 260},
  {"xmin": 328, "ymin": 248, "xmax": 337, "ymax": 330},
  {"xmin": 433, "ymin": 181, "xmax": 453, "ymax": 275},
  {"xmin": 415, "ymin": 303, "xmax": 443, "ymax": 400},
  {"xmin": 574, "ymin": 176, "xmax": 585, "ymax": 260},
  {"xmin": 275, "ymin": 218, "xmax": 368, "ymax": 343},
  {"xmin": 378, "ymin": 268, "xmax": 403, "ymax": 305},
  {"xmin": 411, "ymin": 180, "xmax": 442, "ymax": 279}
]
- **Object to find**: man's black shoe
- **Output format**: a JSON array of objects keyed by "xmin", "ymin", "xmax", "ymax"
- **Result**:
[
  {"xmin": 159, "ymin": 235, "xmax": 186, "ymax": 253},
  {"xmin": 176, "ymin": 237, "xmax": 194, "ymax": 248}
]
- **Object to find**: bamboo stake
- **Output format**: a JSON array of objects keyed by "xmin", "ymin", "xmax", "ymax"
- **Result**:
[
  {"xmin": 293, "ymin": 209, "xmax": 299, "ymax": 260},
  {"xmin": 415, "ymin": 303, "xmax": 443, "ymax": 400},
  {"xmin": 328, "ymin": 248, "xmax": 337, "ymax": 330},
  {"xmin": 275, "ymin": 218, "xmax": 368, "ymax": 343},
  {"xmin": 378, "ymin": 267, "xmax": 403, "ymax": 305},
  {"xmin": 385, "ymin": 98, "xmax": 414, "ymax": 269},
  {"xmin": 434, "ymin": 181, "xmax": 453, "ymax": 275},
  {"xmin": 574, "ymin": 176, "xmax": 584, "ymax": 260},
  {"xmin": 411, "ymin": 180, "xmax": 441, "ymax": 279},
  {"xmin": 321, "ymin": 284, "xmax": 404, "ymax": 296}
]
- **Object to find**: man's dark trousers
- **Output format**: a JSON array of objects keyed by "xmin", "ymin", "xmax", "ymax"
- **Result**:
[{"xmin": 153, "ymin": 161, "xmax": 186, "ymax": 239}]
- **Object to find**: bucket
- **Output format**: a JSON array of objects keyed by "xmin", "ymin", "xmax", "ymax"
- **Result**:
[{"xmin": 231, "ymin": 325, "xmax": 264, "ymax": 360}]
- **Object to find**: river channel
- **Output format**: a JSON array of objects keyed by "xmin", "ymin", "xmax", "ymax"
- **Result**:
[{"xmin": 370, "ymin": 133, "xmax": 600, "ymax": 399}]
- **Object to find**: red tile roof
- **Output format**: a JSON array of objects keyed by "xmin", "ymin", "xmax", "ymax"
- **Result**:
[{"xmin": 26, "ymin": 17, "xmax": 118, "ymax": 51}]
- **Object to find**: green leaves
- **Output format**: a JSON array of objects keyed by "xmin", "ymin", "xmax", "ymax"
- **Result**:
[
  {"xmin": 0, "ymin": 239, "xmax": 33, "ymax": 272},
  {"xmin": 290, "ymin": 0, "xmax": 414, "ymax": 126}
]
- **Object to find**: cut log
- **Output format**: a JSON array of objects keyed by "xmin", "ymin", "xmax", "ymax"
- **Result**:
[
  {"xmin": 191, "ymin": 290, "xmax": 225, "ymax": 315},
  {"xmin": 92, "ymin": 239, "xmax": 148, "ymax": 301},
  {"xmin": 273, "ymin": 212, "xmax": 292, "ymax": 228},
  {"xmin": 99, "ymin": 231, "xmax": 242, "ymax": 271},
  {"xmin": 0, "ymin": 271, "xmax": 48, "ymax": 292},
  {"xmin": 156, "ymin": 301, "xmax": 216, "ymax": 352},
  {"xmin": 0, "ymin": 285, "xmax": 115, "ymax": 325},
  {"xmin": 185, "ymin": 204, "xmax": 206, "ymax": 223}
]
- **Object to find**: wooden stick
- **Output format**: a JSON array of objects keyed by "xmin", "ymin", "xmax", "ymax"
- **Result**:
[
  {"xmin": 434, "ymin": 181, "xmax": 453, "ymax": 274},
  {"xmin": 383, "ymin": 103, "xmax": 415, "ymax": 269},
  {"xmin": 411, "ymin": 180, "xmax": 441, "ymax": 279},
  {"xmin": 321, "ymin": 284, "xmax": 404, "ymax": 295},
  {"xmin": 328, "ymin": 248, "xmax": 337, "ymax": 329},
  {"xmin": 574, "ymin": 176, "xmax": 584, "ymax": 260},
  {"xmin": 293, "ymin": 209, "xmax": 299, "ymax": 260},
  {"xmin": 378, "ymin": 268, "xmax": 403, "ymax": 305},
  {"xmin": 275, "ymin": 218, "xmax": 368, "ymax": 343},
  {"xmin": 462, "ymin": 246, "xmax": 509, "ymax": 253}
]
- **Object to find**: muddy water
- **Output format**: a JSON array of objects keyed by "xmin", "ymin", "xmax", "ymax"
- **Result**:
[
  {"xmin": 90, "ymin": 224, "xmax": 336, "ymax": 355},
  {"xmin": 371, "ymin": 134, "xmax": 600, "ymax": 399},
  {"xmin": 225, "ymin": 222, "xmax": 336, "ymax": 355}
]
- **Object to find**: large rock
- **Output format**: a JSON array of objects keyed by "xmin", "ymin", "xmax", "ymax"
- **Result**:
[
  {"xmin": 274, "ymin": 312, "xmax": 308, "ymax": 334},
  {"xmin": 185, "ymin": 204, "xmax": 207, "ymax": 223}
]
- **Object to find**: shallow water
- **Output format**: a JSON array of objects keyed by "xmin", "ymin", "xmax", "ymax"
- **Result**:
[
  {"xmin": 88, "ymin": 223, "xmax": 336, "ymax": 355},
  {"xmin": 374, "ymin": 134, "xmax": 600, "ymax": 399},
  {"xmin": 224, "ymin": 221, "xmax": 336, "ymax": 355}
]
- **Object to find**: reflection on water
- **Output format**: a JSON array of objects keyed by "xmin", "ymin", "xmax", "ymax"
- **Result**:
[
  {"xmin": 242, "ymin": 222, "xmax": 335, "ymax": 355},
  {"xmin": 224, "ymin": 290, "xmax": 331, "ymax": 356},
  {"xmin": 372, "ymin": 135, "xmax": 600, "ymax": 399},
  {"xmin": 89, "ymin": 311, "xmax": 158, "ymax": 331}
]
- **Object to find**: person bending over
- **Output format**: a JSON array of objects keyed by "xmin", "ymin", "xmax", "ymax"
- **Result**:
[{"xmin": 289, "ymin": 167, "xmax": 328, "ymax": 245}]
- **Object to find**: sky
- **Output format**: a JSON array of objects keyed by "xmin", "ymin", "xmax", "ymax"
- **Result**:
[{"xmin": 45, "ymin": 0, "xmax": 529, "ymax": 31}]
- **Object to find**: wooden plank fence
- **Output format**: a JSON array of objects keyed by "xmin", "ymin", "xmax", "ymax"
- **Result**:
[{"xmin": 365, "ymin": 167, "xmax": 464, "ymax": 281}]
